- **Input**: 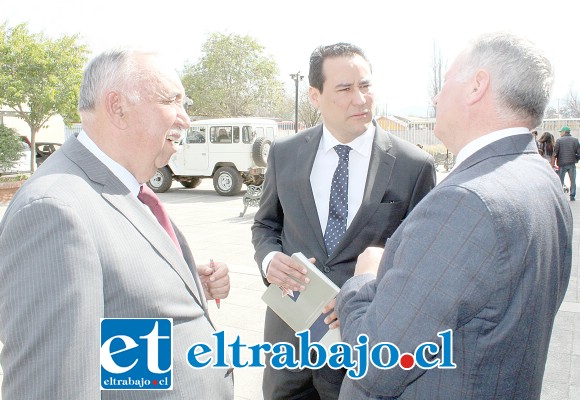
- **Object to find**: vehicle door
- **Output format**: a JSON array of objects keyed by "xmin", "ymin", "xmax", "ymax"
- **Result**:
[{"xmin": 176, "ymin": 126, "xmax": 209, "ymax": 173}]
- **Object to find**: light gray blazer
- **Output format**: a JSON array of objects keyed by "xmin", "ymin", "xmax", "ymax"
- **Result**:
[
  {"xmin": 336, "ymin": 134, "xmax": 573, "ymax": 399},
  {"xmin": 0, "ymin": 137, "xmax": 233, "ymax": 399}
]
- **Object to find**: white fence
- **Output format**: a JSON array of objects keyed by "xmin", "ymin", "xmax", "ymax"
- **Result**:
[
  {"xmin": 388, "ymin": 118, "xmax": 580, "ymax": 149},
  {"xmin": 64, "ymin": 123, "xmax": 82, "ymax": 141}
]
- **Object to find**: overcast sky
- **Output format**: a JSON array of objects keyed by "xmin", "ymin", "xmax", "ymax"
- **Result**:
[{"xmin": 3, "ymin": 0, "xmax": 578, "ymax": 116}]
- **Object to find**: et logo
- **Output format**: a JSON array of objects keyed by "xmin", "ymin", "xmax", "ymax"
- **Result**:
[{"xmin": 100, "ymin": 318, "xmax": 173, "ymax": 390}]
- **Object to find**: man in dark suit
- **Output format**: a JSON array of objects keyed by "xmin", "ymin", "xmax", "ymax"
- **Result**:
[
  {"xmin": 336, "ymin": 32, "xmax": 572, "ymax": 399},
  {"xmin": 252, "ymin": 43, "xmax": 436, "ymax": 400},
  {"xmin": 0, "ymin": 49, "xmax": 233, "ymax": 399}
]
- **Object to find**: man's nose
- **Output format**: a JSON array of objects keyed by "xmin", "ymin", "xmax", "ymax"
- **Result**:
[
  {"xmin": 352, "ymin": 89, "xmax": 366, "ymax": 105},
  {"xmin": 176, "ymin": 104, "xmax": 191, "ymax": 129}
]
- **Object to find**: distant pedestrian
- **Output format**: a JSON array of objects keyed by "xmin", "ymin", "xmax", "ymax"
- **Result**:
[
  {"xmin": 532, "ymin": 129, "xmax": 540, "ymax": 149},
  {"xmin": 553, "ymin": 125, "xmax": 580, "ymax": 200},
  {"xmin": 538, "ymin": 131, "xmax": 555, "ymax": 167}
]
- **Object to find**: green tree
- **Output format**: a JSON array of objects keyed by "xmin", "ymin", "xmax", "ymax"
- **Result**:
[
  {"xmin": 182, "ymin": 32, "xmax": 291, "ymax": 118},
  {"xmin": 0, "ymin": 22, "xmax": 89, "ymax": 171},
  {"xmin": 0, "ymin": 124, "xmax": 23, "ymax": 173}
]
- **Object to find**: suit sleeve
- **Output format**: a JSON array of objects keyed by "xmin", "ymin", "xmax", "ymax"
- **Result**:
[
  {"xmin": 0, "ymin": 198, "xmax": 103, "ymax": 399},
  {"xmin": 336, "ymin": 185, "xmax": 499, "ymax": 397},
  {"xmin": 251, "ymin": 141, "xmax": 284, "ymax": 282}
]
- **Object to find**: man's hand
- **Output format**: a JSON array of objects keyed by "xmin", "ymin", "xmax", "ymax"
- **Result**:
[
  {"xmin": 266, "ymin": 252, "xmax": 311, "ymax": 292},
  {"xmin": 322, "ymin": 298, "xmax": 339, "ymax": 329},
  {"xmin": 354, "ymin": 246, "xmax": 384, "ymax": 276},
  {"xmin": 198, "ymin": 261, "xmax": 230, "ymax": 300}
]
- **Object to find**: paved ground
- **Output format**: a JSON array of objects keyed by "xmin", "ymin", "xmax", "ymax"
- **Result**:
[{"xmin": 0, "ymin": 172, "xmax": 578, "ymax": 399}]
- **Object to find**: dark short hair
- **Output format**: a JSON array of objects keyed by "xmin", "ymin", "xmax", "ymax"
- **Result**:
[{"xmin": 308, "ymin": 43, "xmax": 371, "ymax": 93}]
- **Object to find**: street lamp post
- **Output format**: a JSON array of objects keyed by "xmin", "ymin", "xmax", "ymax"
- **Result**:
[{"xmin": 290, "ymin": 71, "xmax": 303, "ymax": 133}]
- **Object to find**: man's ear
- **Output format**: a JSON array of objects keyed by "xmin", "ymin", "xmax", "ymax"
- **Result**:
[
  {"xmin": 467, "ymin": 69, "xmax": 490, "ymax": 105},
  {"xmin": 308, "ymin": 86, "xmax": 320, "ymax": 108},
  {"xmin": 104, "ymin": 91, "xmax": 128, "ymax": 129}
]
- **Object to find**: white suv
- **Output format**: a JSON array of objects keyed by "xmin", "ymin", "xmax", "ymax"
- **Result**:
[{"xmin": 148, "ymin": 118, "xmax": 289, "ymax": 196}]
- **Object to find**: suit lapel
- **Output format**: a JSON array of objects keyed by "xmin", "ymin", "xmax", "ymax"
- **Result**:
[
  {"xmin": 327, "ymin": 125, "xmax": 395, "ymax": 263},
  {"xmin": 296, "ymin": 126, "xmax": 327, "ymax": 253},
  {"xmin": 101, "ymin": 189, "xmax": 204, "ymax": 308},
  {"xmin": 63, "ymin": 138, "xmax": 205, "ymax": 309}
]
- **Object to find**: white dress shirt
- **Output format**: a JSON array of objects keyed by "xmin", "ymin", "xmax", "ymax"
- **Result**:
[
  {"xmin": 451, "ymin": 127, "xmax": 530, "ymax": 172},
  {"xmin": 310, "ymin": 124, "xmax": 374, "ymax": 231}
]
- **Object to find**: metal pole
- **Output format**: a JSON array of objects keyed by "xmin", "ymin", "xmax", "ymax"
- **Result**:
[
  {"xmin": 290, "ymin": 72, "xmax": 303, "ymax": 133},
  {"xmin": 294, "ymin": 74, "xmax": 299, "ymax": 133}
]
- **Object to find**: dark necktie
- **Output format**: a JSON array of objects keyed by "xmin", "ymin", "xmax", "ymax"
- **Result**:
[
  {"xmin": 138, "ymin": 185, "xmax": 182, "ymax": 253},
  {"xmin": 324, "ymin": 145, "xmax": 351, "ymax": 255}
]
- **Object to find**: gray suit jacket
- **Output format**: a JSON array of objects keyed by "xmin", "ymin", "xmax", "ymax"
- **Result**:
[
  {"xmin": 251, "ymin": 123, "xmax": 435, "ymax": 381},
  {"xmin": 0, "ymin": 137, "xmax": 233, "ymax": 399},
  {"xmin": 336, "ymin": 134, "xmax": 573, "ymax": 399}
]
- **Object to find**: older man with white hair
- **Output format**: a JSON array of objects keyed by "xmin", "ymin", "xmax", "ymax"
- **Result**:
[{"xmin": 0, "ymin": 48, "xmax": 233, "ymax": 399}]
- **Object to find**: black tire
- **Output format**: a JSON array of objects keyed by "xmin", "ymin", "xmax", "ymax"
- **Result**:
[
  {"xmin": 252, "ymin": 137, "xmax": 271, "ymax": 167},
  {"xmin": 213, "ymin": 166, "xmax": 242, "ymax": 196},
  {"xmin": 147, "ymin": 166, "xmax": 173, "ymax": 193},
  {"xmin": 180, "ymin": 177, "xmax": 202, "ymax": 189}
]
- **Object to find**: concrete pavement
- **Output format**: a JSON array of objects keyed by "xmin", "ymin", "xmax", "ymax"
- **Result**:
[{"xmin": 0, "ymin": 173, "xmax": 579, "ymax": 399}]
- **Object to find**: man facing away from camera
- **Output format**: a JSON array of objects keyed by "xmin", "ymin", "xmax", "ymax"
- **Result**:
[{"xmin": 336, "ymin": 32, "xmax": 572, "ymax": 399}]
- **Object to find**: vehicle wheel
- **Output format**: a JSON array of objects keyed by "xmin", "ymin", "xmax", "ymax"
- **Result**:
[
  {"xmin": 180, "ymin": 177, "xmax": 202, "ymax": 189},
  {"xmin": 252, "ymin": 137, "xmax": 271, "ymax": 167},
  {"xmin": 213, "ymin": 166, "xmax": 242, "ymax": 196},
  {"xmin": 147, "ymin": 166, "xmax": 173, "ymax": 193}
]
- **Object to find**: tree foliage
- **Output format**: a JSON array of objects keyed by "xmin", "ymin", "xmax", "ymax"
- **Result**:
[
  {"xmin": 0, "ymin": 124, "xmax": 23, "ymax": 173},
  {"xmin": 298, "ymin": 86, "xmax": 320, "ymax": 129},
  {"xmin": 560, "ymin": 86, "xmax": 580, "ymax": 118},
  {"xmin": 544, "ymin": 86, "xmax": 580, "ymax": 119},
  {"xmin": 544, "ymin": 106, "xmax": 559, "ymax": 119},
  {"xmin": 0, "ymin": 22, "xmax": 89, "ymax": 170},
  {"xmin": 181, "ymin": 32, "xmax": 292, "ymax": 118}
]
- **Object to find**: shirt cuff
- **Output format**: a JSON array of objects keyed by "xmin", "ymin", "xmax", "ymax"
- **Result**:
[{"xmin": 261, "ymin": 251, "xmax": 278, "ymax": 277}]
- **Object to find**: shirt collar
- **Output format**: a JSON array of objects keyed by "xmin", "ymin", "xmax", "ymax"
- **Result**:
[
  {"xmin": 452, "ymin": 127, "xmax": 530, "ymax": 172},
  {"xmin": 77, "ymin": 130, "xmax": 141, "ymax": 197},
  {"xmin": 320, "ymin": 123, "xmax": 375, "ymax": 157}
]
